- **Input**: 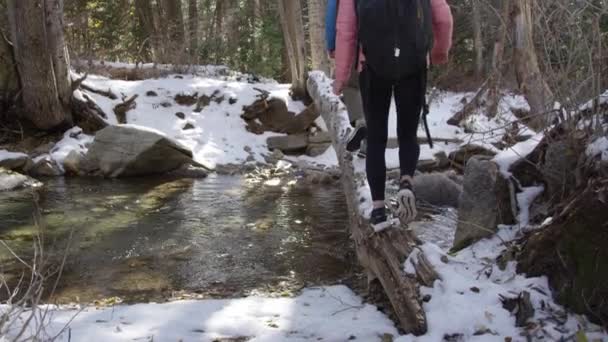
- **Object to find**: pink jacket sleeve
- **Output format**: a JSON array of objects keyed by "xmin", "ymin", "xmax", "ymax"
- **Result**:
[
  {"xmin": 334, "ymin": 0, "xmax": 358, "ymax": 87},
  {"xmin": 430, "ymin": 0, "xmax": 453, "ymax": 64}
]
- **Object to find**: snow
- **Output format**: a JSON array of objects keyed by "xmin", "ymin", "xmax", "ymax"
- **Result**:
[
  {"xmin": 587, "ymin": 136, "xmax": 608, "ymax": 161},
  {"xmin": 5, "ymin": 286, "xmax": 399, "ymax": 342},
  {"xmin": 0, "ymin": 150, "xmax": 27, "ymax": 162},
  {"xmin": 493, "ymin": 133, "xmax": 544, "ymax": 177},
  {"xmin": 80, "ymin": 73, "xmax": 306, "ymax": 169},
  {"xmin": 0, "ymin": 170, "xmax": 29, "ymax": 191},
  {"xmin": 516, "ymin": 186, "xmax": 544, "ymax": 228},
  {"xmin": 49, "ymin": 127, "xmax": 95, "ymax": 168}
]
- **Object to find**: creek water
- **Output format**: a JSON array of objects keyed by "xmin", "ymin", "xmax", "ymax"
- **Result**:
[{"xmin": 0, "ymin": 175, "xmax": 357, "ymax": 303}]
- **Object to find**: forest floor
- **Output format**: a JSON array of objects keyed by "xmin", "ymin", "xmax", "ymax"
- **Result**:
[{"xmin": 1, "ymin": 63, "xmax": 607, "ymax": 341}]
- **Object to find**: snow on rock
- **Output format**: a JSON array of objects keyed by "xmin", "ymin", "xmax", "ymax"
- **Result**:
[
  {"xmin": 0, "ymin": 150, "xmax": 30, "ymax": 170},
  {"xmin": 49, "ymin": 127, "xmax": 94, "ymax": 171},
  {"xmin": 6, "ymin": 286, "xmax": 399, "ymax": 342},
  {"xmin": 0, "ymin": 168, "xmax": 41, "ymax": 191},
  {"xmin": 493, "ymin": 133, "xmax": 544, "ymax": 177},
  {"xmin": 587, "ymin": 136, "xmax": 608, "ymax": 161}
]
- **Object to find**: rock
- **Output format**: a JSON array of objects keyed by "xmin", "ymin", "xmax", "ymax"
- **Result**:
[
  {"xmin": 541, "ymin": 139, "xmax": 579, "ymax": 202},
  {"xmin": 243, "ymin": 145, "xmax": 252, "ymax": 153},
  {"xmin": 263, "ymin": 149, "xmax": 284, "ymax": 164},
  {"xmin": 434, "ymin": 151, "xmax": 450, "ymax": 169},
  {"xmin": 0, "ymin": 151, "xmax": 31, "ymax": 171},
  {"xmin": 308, "ymin": 131, "xmax": 332, "ymax": 144},
  {"xmin": 246, "ymin": 155, "xmax": 255, "ymax": 163},
  {"xmin": 160, "ymin": 101, "xmax": 172, "ymax": 108},
  {"xmin": 146, "ymin": 90, "xmax": 158, "ymax": 97},
  {"xmin": 30, "ymin": 157, "xmax": 62, "ymax": 177},
  {"xmin": 175, "ymin": 112, "xmax": 186, "ymax": 119},
  {"xmin": 63, "ymin": 150, "xmax": 85, "ymax": 175},
  {"xmin": 413, "ymin": 172, "xmax": 462, "ymax": 208},
  {"xmin": 266, "ymin": 134, "xmax": 308, "ymax": 153},
  {"xmin": 0, "ymin": 168, "xmax": 42, "ymax": 191},
  {"xmin": 229, "ymin": 97, "xmax": 237, "ymax": 105},
  {"xmin": 453, "ymin": 156, "xmax": 515, "ymax": 250},
  {"xmin": 183, "ymin": 123, "xmax": 195, "ymax": 130},
  {"xmin": 194, "ymin": 94, "xmax": 212, "ymax": 112},
  {"xmin": 174, "ymin": 93, "xmax": 198, "ymax": 106},
  {"xmin": 81, "ymin": 125, "xmax": 194, "ymax": 177},
  {"xmin": 32, "ymin": 142, "xmax": 54, "ymax": 157},
  {"xmin": 449, "ymin": 144, "xmax": 497, "ymax": 166},
  {"xmin": 167, "ymin": 165, "xmax": 208, "ymax": 178},
  {"xmin": 417, "ymin": 159, "xmax": 438, "ymax": 172},
  {"xmin": 500, "ymin": 291, "xmax": 534, "ymax": 327},
  {"xmin": 306, "ymin": 143, "xmax": 330, "ymax": 157}
]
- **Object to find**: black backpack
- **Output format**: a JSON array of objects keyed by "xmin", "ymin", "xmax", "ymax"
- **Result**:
[{"xmin": 356, "ymin": 0, "xmax": 433, "ymax": 81}]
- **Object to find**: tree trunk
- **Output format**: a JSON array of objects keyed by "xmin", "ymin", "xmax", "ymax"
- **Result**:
[
  {"xmin": 278, "ymin": 0, "xmax": 308, "ymax": 99},
  {"xmin": 135, "ymin": 0, "xmax": 161, "ymax": 62},
  {"xmin": 512, "ymin": 0, "xmax": 554, "ymax": 129},
  {"xmin": 309, "ymin": 0, "xmax": 330, "ymax": 75},
  {"xmin": 159, "ymin": 0, "xmax": 185, "ymax": 63},
  {"xmin": 7, "ymin": 0, "xmax": 73, "ymax": 130},
  {"xmin": 0, "ymin": 32, "xmax": 19, "ymax": 110},
  {"xmin": 472, "ymin": 0, "xmax": 484, "ymax": 77},
  {"xmin": 188, "ymin": 0, "xmax": 199, "ymax": 60}
]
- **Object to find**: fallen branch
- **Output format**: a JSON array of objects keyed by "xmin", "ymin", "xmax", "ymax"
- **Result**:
[{"xmin": 114, "ymin": 94, "xmax": 139, "ymax": 124}]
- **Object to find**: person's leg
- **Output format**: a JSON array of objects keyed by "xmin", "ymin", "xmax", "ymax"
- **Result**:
[
  {"xmin": 344, "ymin": 66, "xmax": 367, "ymax": 153},
  {"xmin": 393, "ymin": 70, "xmax": 425, "ymax": 224},
  {"xmin": 359, "ymin": 66, "xmax": 392, "ymax": 206}
]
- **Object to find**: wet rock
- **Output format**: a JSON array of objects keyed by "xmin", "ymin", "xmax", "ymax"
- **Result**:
[
  {"xmin": 167, "ymin": 165, "xmax": 208, "ymax": 178},
  {"xmin": 434, "ymin": 151, "xmax": 450, "ymax": 169},
  {"xmin": 267, "ymin": 134, "xmax": 308, "ymax": 153},
  {"xmin": 81, "ymin": 125, "xmax": 195, "ymax": 177},
  {"xmin": 30, "ymin": 157, "xmax": 62, "ymax": 176},
  {"xmin": 175, "ymin": 112, "xmax": 186, "ymax": 119},
  {"xmin": 263, "ymin": 149, "xmax": 284, "ymax": 164},
  {"xmin": 306, "ymin": 144, "xmax": 330, "ymax": 157},
  {"xmin": 453, "ymin": 156, "xmax": 514, "ymax": 250},
  {"xmin": 63, "ymin": 150, "xmax": 85, "ymax": 175},
  {"xmin": 146, "ymin": 90, "xmax": 158, "ymax": 97},
  {"xmin": 0, "ymin": 167, "xmax": 42, "ymax": 191},
  {"xmin": 449, "ymin": 144, "xmax": 496, "ymax": 166},
  {"xmin": 0, "ymin": 151, "xmax": 31, "ymax": 171},
  {"xmin": 32, "ymin": 142, "xmax": 54, "ymax": 157}
]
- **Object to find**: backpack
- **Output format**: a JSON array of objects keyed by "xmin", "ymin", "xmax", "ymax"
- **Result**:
[
  {"xmin": 325, "ymin": 0, "xmax": 339, "ymax": 52},
  {"xmin": 356, "ymin": 0, "xmax": 433, "ymax": 81}
]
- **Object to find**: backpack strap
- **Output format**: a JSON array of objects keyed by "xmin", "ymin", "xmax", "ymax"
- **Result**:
[{"xmin": 421, "ymin": 68, "xmax": 433, "ymax": 149}]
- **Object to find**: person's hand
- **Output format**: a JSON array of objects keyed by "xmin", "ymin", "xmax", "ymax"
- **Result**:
[
  {"xmin": 328, "ymin": 50, "xmax": 336, "ymax": 59},
  {"xmin": 431, "ymin": 51, "xmax": 449, "ymax": 65},
  {"xmin": 332, "ymin": 80, "xmax": 345, "ymax": 96}
]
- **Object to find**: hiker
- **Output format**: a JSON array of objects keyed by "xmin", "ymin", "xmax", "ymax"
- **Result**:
[
  {"xmin": 326, "ymin": 0, "xmax": 368, "ymax": 158},
  {"xmin": 333, "ymin": 0, "xmax": 453, "ymax": 231}
]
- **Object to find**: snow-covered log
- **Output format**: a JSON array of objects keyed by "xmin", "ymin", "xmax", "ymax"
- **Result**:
[{"xmin": 307, "ymin": 71, "xmax": 439, "ymax": 335}]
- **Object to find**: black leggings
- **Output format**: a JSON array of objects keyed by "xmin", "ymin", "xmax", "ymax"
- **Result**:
[{"xmin": 360, "ymin": 66, "xmax": 425, "ymax": 201}]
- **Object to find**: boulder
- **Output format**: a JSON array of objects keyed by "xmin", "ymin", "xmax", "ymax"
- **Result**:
[
  {"xmin": 30, "ymin": 157, "xmax": 62, "ymax": 177},
  {"xmin": 63, "ymin": 150, "xmax": 85, "ymax": 175},
  {"xmin": 453, "ymin": 156, "xmax": 515, "ymax": 250},
  {"xmin": 266, "ymin": 134, "xmax": 308, "ymax": 153},
  {"xmin": 82, "ymin": 125, "xmax": 194, "ymax": 177},
  {"xmin": 0, "ymin": 150, "xmax": 31, "ymax": 171},
  {"xmin": 413, "ymin": 173, "xmax": 462, "ymax": 208},
  {"xmin": 0, "ymin": 168, "xmax": 42, "ymax": 191},
  {"xmin": 306, "ymin": 143, "xmax": 330, "ymax": 157},
  {"xmin": 541, "ymin": 139, "xmax": 580, "ymax": 202},
  {"xmin": 308, "ymin": 131, "xmax": 332, "ymax": 144},
  {"xmin": 449, "ymin": 144, "xmax": 497, "ymax": 166}
]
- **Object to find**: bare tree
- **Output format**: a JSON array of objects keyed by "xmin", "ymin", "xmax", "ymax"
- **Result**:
[
  {"xmin": 278, "ymin": 0, "xmax": 308, "ymax": 99},
  {"xmin": 188, "ymin": 0, "xmax": 199, "ymax": 61}
]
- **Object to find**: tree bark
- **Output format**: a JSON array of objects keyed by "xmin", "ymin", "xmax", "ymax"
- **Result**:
[
  {"xmin": 7, "ymin": 0, "xmax": 73, "ymax": 130},
  {"xmin": 278, "ymin": 0, "xmax": 308, "ymax": 99},
  {"xmin": 512, "ymin": 0, "xmax": 554, "ymax": 130},
  {"xmin": 162, "ymin": 0, "xmax": 185, "ymax": 63},
  {"xmin": 472, "ymin": 0, "xmax": 484, "ymax": 77},
  {"xmin": 309, "ymin": 0, "xmax": 330, "ymax": 75},
  {"xmin": 135, "ymin": 0, "xmax": 162, "ymax": 62},
  {"xmin": 188, "ymin": 0, "xmax": 199, "ymax": 60}
]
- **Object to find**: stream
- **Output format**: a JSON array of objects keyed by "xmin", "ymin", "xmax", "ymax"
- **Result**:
[{"xmin": 0, "ymin": 175, "xmax": 357, "ymax": 303}]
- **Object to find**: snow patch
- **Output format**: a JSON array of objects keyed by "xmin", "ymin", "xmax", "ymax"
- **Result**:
[
  {"xmin": 493, "ymin": 133, "xmax": 544, "ymax": 177},
  {"xmin": 0, "ymin": 150, "xmax": 28, "ymax": 162},
  {"xmin": 586, "ymin": 136, "xmax": 608, "ymax": 161}
]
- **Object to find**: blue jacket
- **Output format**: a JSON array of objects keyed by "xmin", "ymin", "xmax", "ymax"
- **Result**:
[{"xmin": 325, "ymin": 0, "xmax": 338, "ymax": 52}]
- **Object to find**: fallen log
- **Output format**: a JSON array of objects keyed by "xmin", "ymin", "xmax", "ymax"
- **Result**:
[{"xmin": 307, "ymin": 72, "xmax": 439, "ymax": 335}]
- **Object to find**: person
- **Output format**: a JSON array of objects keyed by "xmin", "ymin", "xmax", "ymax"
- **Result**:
[
  {"xmin": 326, "ymin": 0, "xmax": 368, "ymax": 158},
  {"xmin": 333, "ymin": 0, "xmax": 453, "ymax": 231}
]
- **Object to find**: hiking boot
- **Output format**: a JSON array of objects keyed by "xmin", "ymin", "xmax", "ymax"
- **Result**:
[
  {"xmin": 370, "ymin": 207, "xmax": 394, "ymax": 232},
  {"xmin": 346, "ymin": 125, "xmax": 367, "ymax": 153},
  {"xmin": 394, "ymin": 177, "xmax": 417, "ymax": 226},
  {"xmin": 357, "ymin": 139, "xmax": 367, "ymax": 159}
]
